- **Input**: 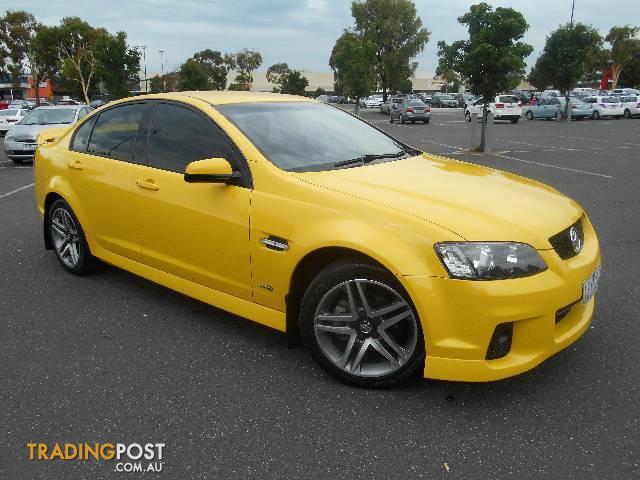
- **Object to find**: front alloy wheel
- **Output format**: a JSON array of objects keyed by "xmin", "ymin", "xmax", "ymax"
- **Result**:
[{"xmin": 301, "ymin": 262, "xmax": 424, "ymax": 387}]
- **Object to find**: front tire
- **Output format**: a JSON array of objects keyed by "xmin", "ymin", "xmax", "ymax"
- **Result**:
[
  {"xmin": 592, "ymin": 110, "xmax": 600, "ymax": 120},
  {"xmin": 47, "ymin": 199, "xmax": 97, "ymax": 275},
  {"xmin": 300, "ymin": 261, "xmax": 425, "ymax": 388},
  {"xmin": 525, "ymin": 110, "xmax": 534, "ymax": 120}
]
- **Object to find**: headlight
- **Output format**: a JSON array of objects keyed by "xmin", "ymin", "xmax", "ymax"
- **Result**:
[
  {"xmin": 434, "ymin": 242, "xmax": 547, "ymax": 280},
  {"xmin": 5, "ymin": 131, "xmax": 14, "ymax": 141}
]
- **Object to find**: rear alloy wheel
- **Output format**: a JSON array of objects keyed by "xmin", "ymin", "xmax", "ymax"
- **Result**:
[
  {"xmin": 300, "ymin": 261, "xmax": 425, "ymax": 388},
  {"xmin": 525, "ymin": 111, "xmax": 534, "ymax": 120},
  {"xmin": 48, "ymin": 199, "xmax": 97, "ymax": 275},
  {"xmin": 624, "ymin": 109, "xmax": 631, "ymax": 119}
]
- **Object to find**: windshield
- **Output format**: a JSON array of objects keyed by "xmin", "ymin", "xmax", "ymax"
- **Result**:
[
  {"xmin": 0, "ymin": 109, "xmax": 18, "ymax": 117},
  {"xmin": 218, "ymin": 102, "xmax": 411, "ymax": 172},
  {"xmin": 19, "ymin": 108, "xmax": 76, "ymax": 125}
]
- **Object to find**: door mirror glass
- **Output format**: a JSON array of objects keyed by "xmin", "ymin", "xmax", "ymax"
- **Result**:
[{"xmin": 184, "ymin": 157, "xmax": 240, "ymax": 184}]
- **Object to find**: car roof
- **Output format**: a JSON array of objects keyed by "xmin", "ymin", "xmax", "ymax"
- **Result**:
[
  {"xmin": 36, "ymin": 105, "xmax": 85, "ymax": 110},
  {"xmin": 100, "ymin": 91, "xmax": 316, "ymax": 107}
]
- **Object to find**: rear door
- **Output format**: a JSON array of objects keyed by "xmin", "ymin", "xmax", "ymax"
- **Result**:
[
  {"xmin": 65, "ymin": 102, "xmax": 148, "ymax": 260},
  {"xmin": 131, "ymin": 101, "xmax": 252, "ymax": 300}
]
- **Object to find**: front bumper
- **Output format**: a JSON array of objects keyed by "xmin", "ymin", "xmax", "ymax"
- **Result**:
[
  {"xmin": 402, "ymin": 216, "xmax": 601, "ymax": 382},
  {"xmin": 3, "ymin": 139, "xmax": 37, "ymax": 160}
]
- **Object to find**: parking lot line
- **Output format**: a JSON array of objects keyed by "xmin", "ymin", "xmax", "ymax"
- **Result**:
[
  {"xmin": 495, "ymin": 154, "xmax": 614, "ymax": 179},
  {"xmin": 0, "ymin": 183, "xmax": 34, "ymax": 199}
]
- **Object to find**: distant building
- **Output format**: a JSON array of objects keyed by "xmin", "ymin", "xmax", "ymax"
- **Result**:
[{"xmin": 0, "ymin": 74, "xmax": 52, "ymax": 100}]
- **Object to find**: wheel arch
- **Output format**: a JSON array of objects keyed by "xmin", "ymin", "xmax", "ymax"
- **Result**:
[
  {"xmin": 285, "ymin": 246, "xmax": 389, "ymax": 346},
  {"xmin": 43, "ymin": 191, "xmax": 66, "ymax": 250}
]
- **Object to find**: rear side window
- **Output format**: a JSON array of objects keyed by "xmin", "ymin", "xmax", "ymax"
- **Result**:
[
  {"xmin": 146, "ymin": 103, "xmax": 236, "ymax": 173},
  {"xmin": 71, "ymin": 116, "xmax": 97, "ymax": 153},
  {"xmin": 88, "ymin": 103, "xmax": 145, "ymax": 162},
  {"xmin": 498, "ymin": 96, "xmax": 517, "ymax": 103}
]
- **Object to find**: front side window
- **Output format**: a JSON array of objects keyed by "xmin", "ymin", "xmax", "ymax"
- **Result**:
[
  {"xmin": 88, "ymin": 103, "xmax": 145, "ymax": 162},
  {"xmin": 146, "ymin": 103, "xmax": 236, "ymax": 173},
  {"xmin": 218, "ymin": 102, "xmax": 410, "ymax": 172},
  {"xmin": 71, "ymin": 116, "xmax": 97, "ymax": 153},
  {"xmin": 0, "ymin": 109, "xmax": 18, "ymax": 117}
]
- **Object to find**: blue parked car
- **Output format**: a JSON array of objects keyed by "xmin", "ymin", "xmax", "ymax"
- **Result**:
[{"xmin": 524, "ymin": 97, "xmax": 592, "ymax": 120}]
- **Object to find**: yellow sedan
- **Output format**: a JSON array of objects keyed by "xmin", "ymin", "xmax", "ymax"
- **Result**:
[{"xmin": 33, "ymin": 92, "xmax": 601, "ymax": 387}]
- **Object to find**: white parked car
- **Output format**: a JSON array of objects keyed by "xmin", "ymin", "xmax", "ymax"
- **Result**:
[
  {"xmin": 540, "ymin": 89, "xmax": 562, "ymax": 99},
  {"xmin": 0, "ymin": 108, "xmax": 28, "ymax": 136},
  {"xmin": 581, "ymin": 96, "xmax": 625, "ymax": 119},
  {"xmin": 3, "ymin": 105, "xmax": 92, "ymax": 163},
  {"xmin": 620, "ymin": 95, "xmax": 640, "ymax": 118},
  {"xmin": 464, "ymin": 95, "xmax": 522, "ymax": 123},
  {"xmin": 612, "ymin": 88, "xmax": 640, "ymax": 97},
  {"xmin": 360, "ymin": 95, "xmax": 383, "ymax": 108}
]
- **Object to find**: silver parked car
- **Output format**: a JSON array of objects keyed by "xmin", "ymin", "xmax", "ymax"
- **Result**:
[
  {"xmin": 4, "ymin": 105, "xmax": 92, "ymax": 163},
  {"xmin": 389, "ymin": 99, "xmax": 431, "ymax": 124},
  {"xmin": 380, "ymin": 95, "xmax": 405, "ymax": 114}
]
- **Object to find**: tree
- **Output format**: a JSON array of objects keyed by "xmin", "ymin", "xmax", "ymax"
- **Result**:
[
  {"xmin": 179, "ymin": 59, "xmax": 210, "ymax": 90},
  {"xmin": 530, "ymin": 23, "xmax": 602, "ymax": 119},
  {"xmin": 330, "ymin": 31, "xmax": 377, "ymax": 114},
  {"xmin": 314, "ymin": 87, "xmax": 326, "ymax": 97},
  {"xmin": 94, "ymin": 31, "xmax": 140, "ymax": 99},
  {"xmin": 351, "ymin": 0, "xmax": 429, "ymax": 101},
  {"xmin": 437, "ymin": 3, "xmax": 532, "ymax": 151},
  {"xmin": 266, "ymin": 62, "xmax": 290, "ymax": 90},
  {"xmin": 605, "ymin": 26, "xmax": 640, "ymax": 89},
  {"xmin": 233, "ymin": 48, "xmax": 262, "ymax": 90},
  {"xmin": 266, "ymin": 62, "xmax": 309, "ymax": 95},
  {"xmin": 0, "ymin": 11, "xmax": 58, "ymax": 105},
  {"xmin": 192, "ymin": 49, "xmax": 235, "ymax": 90},
  {"xmin": 280, "ymin": 70, "xmax": 309, "ymax": 95},
  {"xmin": 439, "ymin": 69, "xmax": 461, "ymax": 93},
  {"xmin": 150, "ymin": 72, "xmax": 179, "ymax": 93},
  {"xmin": 51, "ymin": 17, "xmax": 107, "ymax": 104}
]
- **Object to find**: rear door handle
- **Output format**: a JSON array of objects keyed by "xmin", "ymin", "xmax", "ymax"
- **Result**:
[
  {"xmin": 136, "ymin": 179, "xmax": 159, "ymax": 191},
  {"xmin": 69, "ymin": 160, "xmax": 83, "ymax": 170}
]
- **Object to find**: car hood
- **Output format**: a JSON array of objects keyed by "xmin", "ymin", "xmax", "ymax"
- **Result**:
[
  {"xmin": 8, "ymin": 123, "xmax": 73, "ymax": 140},
  {"xmin": 295, "ymin": 154, "xmax": 582, "ymax": 249}
]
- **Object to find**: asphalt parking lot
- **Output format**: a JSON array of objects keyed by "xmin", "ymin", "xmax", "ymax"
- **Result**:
[{"xmin": 1, "ymin": 110, "xmax": 639, "ymax": 479}]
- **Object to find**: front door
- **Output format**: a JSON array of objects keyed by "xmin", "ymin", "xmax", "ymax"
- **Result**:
[{"xmin": 131, "ymin": 101, "xmax": 252, "ymax": 300}]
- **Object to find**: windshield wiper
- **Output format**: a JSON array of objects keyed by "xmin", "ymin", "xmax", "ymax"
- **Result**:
[{"xmin": 334, "ymin": 150, "xmax": 412, "ymax": 168}]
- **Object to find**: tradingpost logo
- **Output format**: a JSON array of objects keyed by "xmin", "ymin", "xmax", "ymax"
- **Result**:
[{"xmin": 27, "ymin": 442, "xmax": 165, "ymax": 473}]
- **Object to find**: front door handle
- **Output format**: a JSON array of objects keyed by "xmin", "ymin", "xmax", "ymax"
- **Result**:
[
  {"xmin": 136, "ymin": 179, "xmax": 159, "ymax": 191},
  {"xmin": 69, "ymin": 160, "xmax": 83, "ymax": 170}
]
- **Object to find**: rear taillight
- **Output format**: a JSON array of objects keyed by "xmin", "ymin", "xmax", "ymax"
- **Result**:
[
  {"xmin": 518, "ymin": 101, "xmax": 522, "ymax": 107},
  {"xmin": 406, "ymin": 107, "xmax": 413, "ymax": 112},
  {"xmin": 637, "ymin": 103, "xmax": 640, "ymax": 108},
  {"xmin": 425, "ymin": 107, "xmax": 431, "ymax": 112},
  {"xmin": 6, "ymin": 118, "xmax": 18, "ymax": 122},
  {"xmin": 495, "ymin": 103, "xmax": 505, "ymax": 108}
]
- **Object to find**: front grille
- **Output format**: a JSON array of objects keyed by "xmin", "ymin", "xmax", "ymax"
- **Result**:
[
  {"xmin": 549, "ymin": 218, "xmax": 584, "ymax": 260},
  {"xmin": 13, "ymin": 138, "xmax": 36, "ymax": 143}
]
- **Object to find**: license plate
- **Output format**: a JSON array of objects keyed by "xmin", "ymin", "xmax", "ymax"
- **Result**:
[
  {"xmin": 21, "ymin": 143, "xmax": 36, "ymax": 151},
  {"xmin": 582, "ymin": 266, "xmax": 601, "ymax": 304}
]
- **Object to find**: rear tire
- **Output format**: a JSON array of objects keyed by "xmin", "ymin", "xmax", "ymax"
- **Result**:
[
  {"xmin": 624, "ymin": 109, "xmax": 631, "ymax": 119},
  {"xmin": 525, "ymin": 111, "xmax": 534, "ymax": 120},
  {"xmin": 300, "ymin": 261, "xmax": 425, "ymax": 388},
  {"xmin": 592, "ymin": 110, "xmax": 600, "ymax": 120},
  {"xmin": 510, "ymin": 118, "xmax": 519, "ymax": 124},
  {"xmin": 424, "ymin": 119, "xmax": 429, "ymax": 124},
  {"xmin": 11, "ymin": 158, "xmax": 23, "ymax": 164},
  {"xmin": 465, "ymin": 111, "xmax": 471, "ymax": 122},
  {"xmin": 47, "ymin": 199, "xmax": 98, "ymax": 275}
]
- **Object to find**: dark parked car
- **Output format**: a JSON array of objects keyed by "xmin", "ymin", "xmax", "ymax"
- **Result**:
[{"xmin": 430, "ymin": 93, "xmax": 458, "ymax": 108}]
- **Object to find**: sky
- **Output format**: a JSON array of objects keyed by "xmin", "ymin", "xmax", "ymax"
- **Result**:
[{"xmin": 3, "ymin": 0, "xmax": 639, "ymax": 76}]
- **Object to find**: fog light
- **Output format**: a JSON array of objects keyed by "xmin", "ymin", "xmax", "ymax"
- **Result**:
[{"xmin": 486, "ymin": 322, "xmax": 513, "ymax": 360}]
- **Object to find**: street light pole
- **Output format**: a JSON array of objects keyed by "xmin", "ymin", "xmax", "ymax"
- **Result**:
[
  {"xmin": 159, "ymin": 50, "xmax": 165, "ymax": 76},
  {"xmin": 135, "ymin": 45, "xmax": 148, "ymax": 93},
  {"xmin": 570, "ymin": 0, "xmax": 576, "ymax": 26}
]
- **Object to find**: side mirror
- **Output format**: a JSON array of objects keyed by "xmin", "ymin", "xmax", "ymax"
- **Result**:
[{"xmin": 184, "ymin": 157, "xmax": 240, "ymax": 184}]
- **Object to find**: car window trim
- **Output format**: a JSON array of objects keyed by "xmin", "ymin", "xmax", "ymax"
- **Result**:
[
  {"xmin": 142, "ymin": 99, "xmax": 253, "ymax": 189},
  {"xmin": 79, "ymin": 101, "xmax": 149, "ymax": 163},
  {"xmin": 69, "ymin": 115, "xmax": 98, "ymax": 154}
]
